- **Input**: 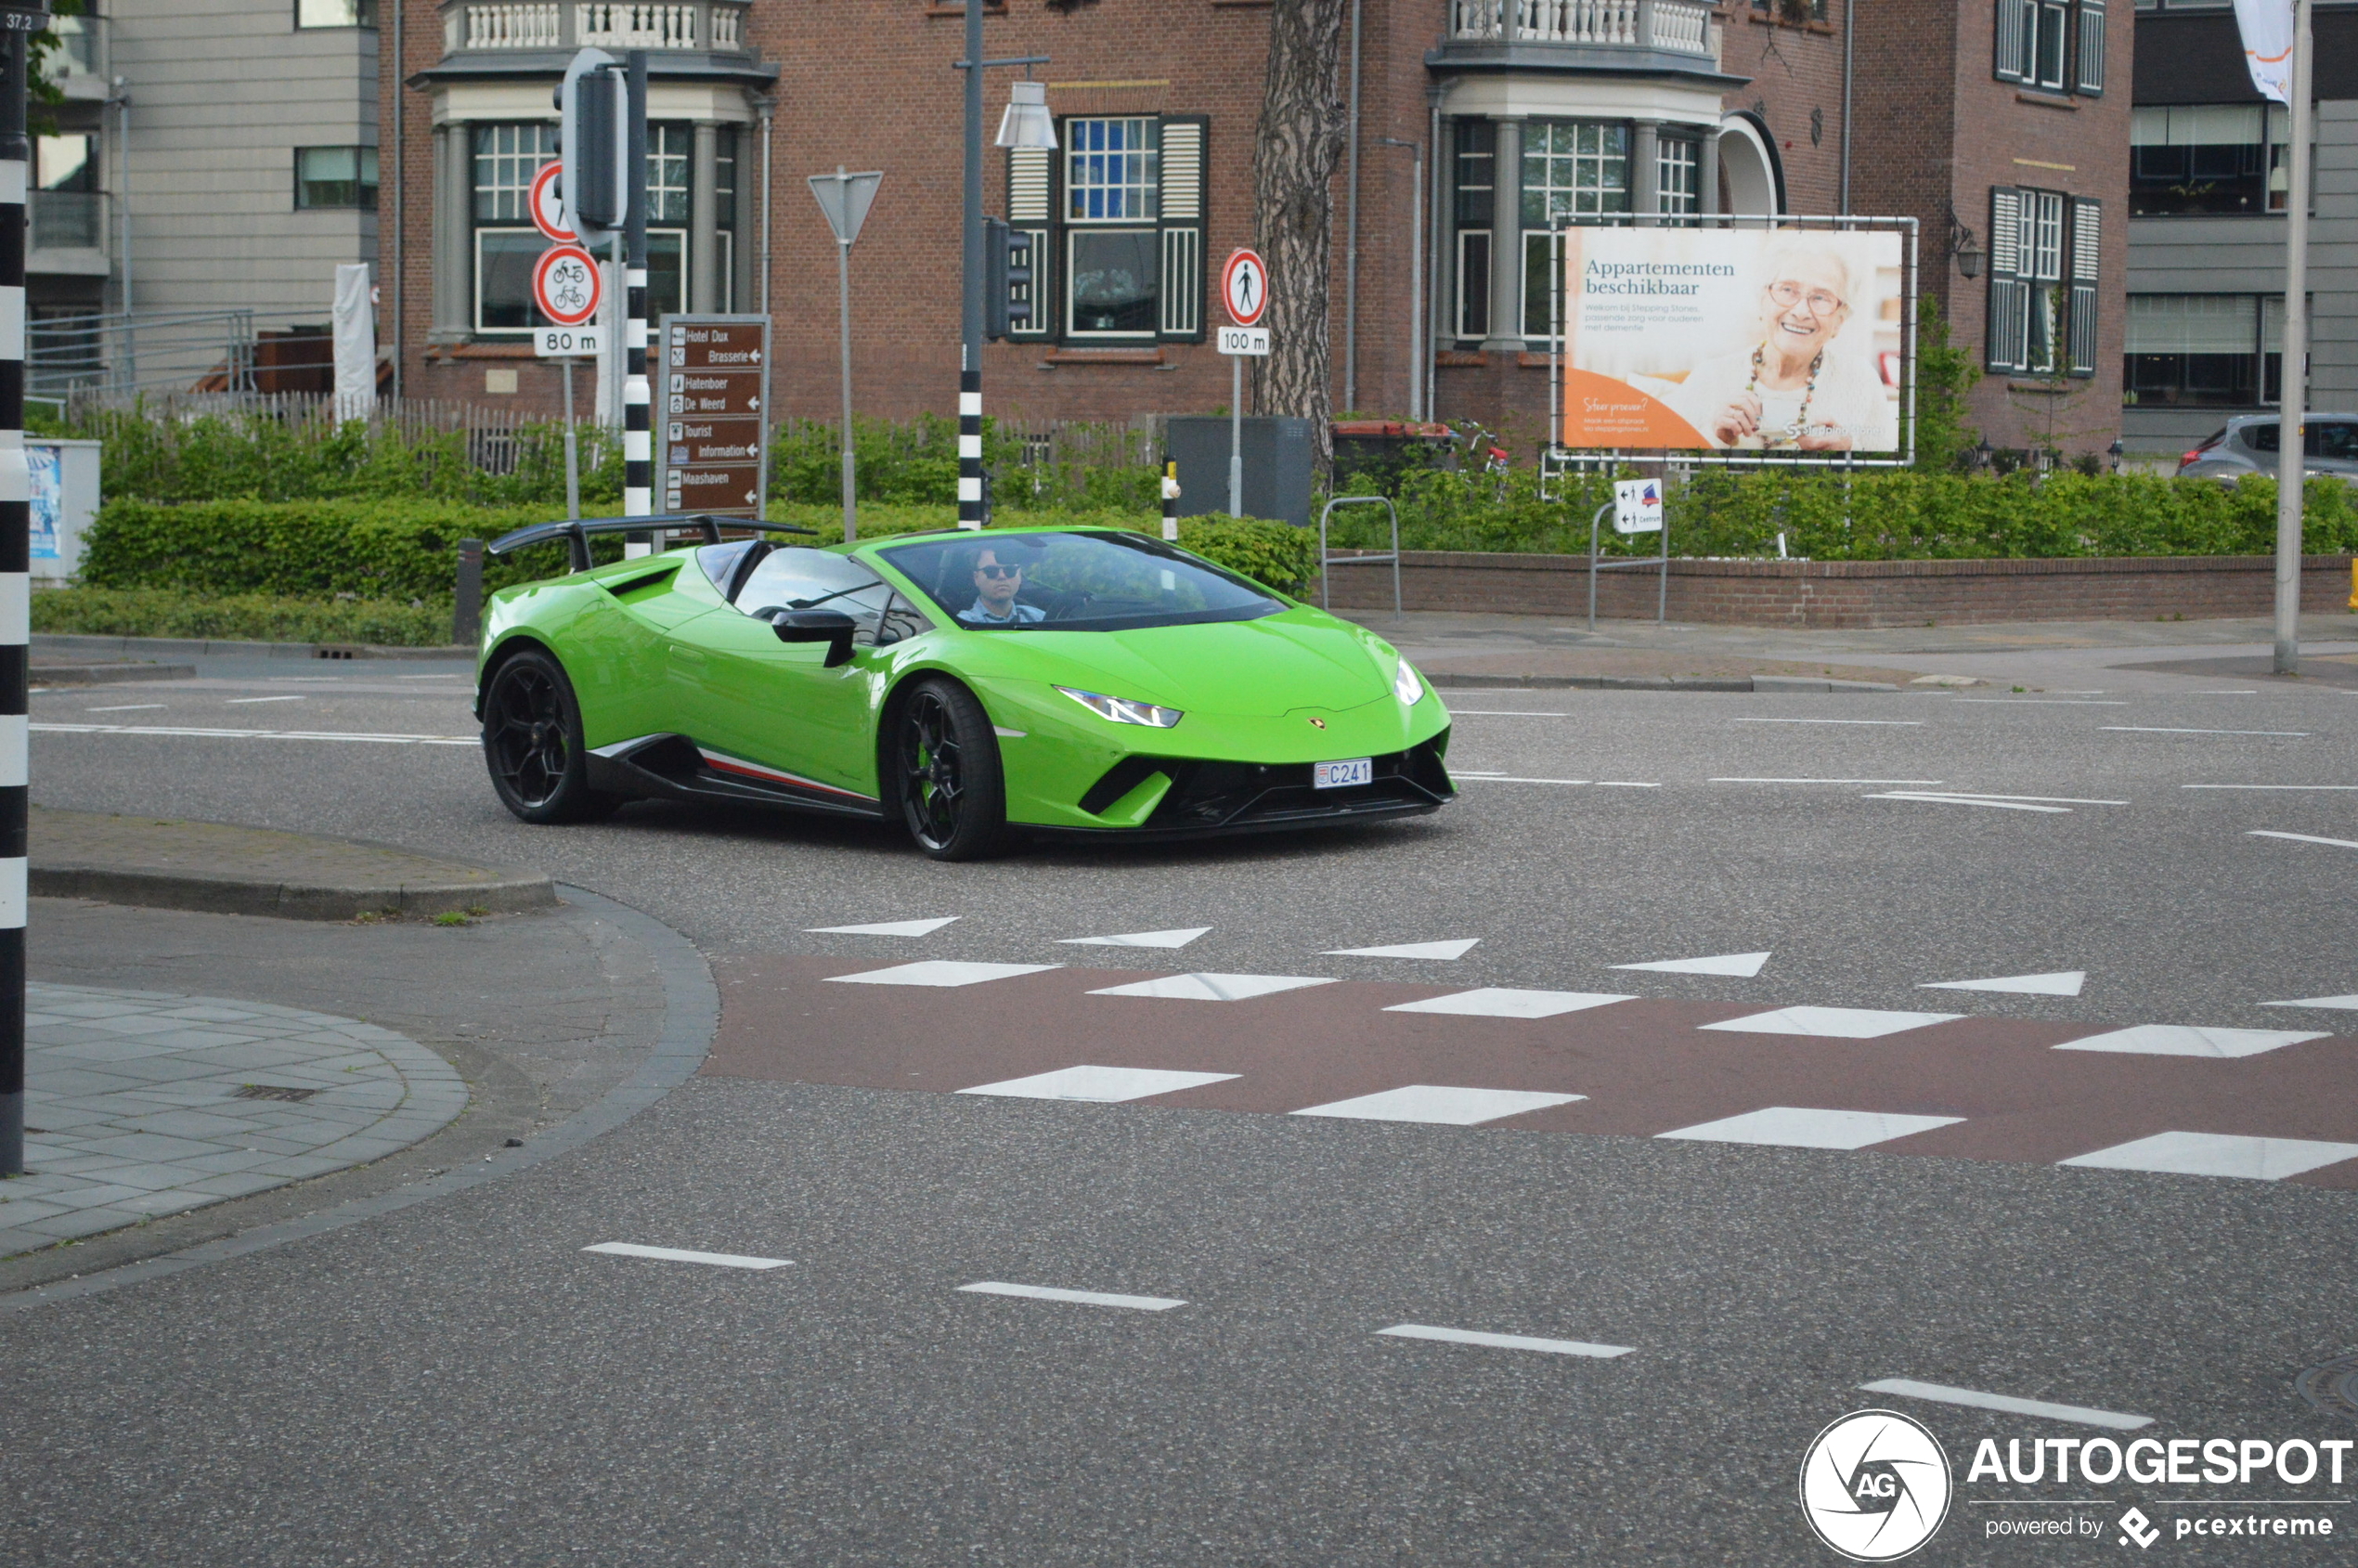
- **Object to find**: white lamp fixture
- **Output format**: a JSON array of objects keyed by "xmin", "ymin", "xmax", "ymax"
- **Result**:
[{"xmin": 996, "ymin": 80, "xmax": 1058, "ymax": 150}]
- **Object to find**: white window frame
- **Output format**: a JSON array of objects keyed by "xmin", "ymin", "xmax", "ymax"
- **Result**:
[{"xmin": 1060, "ymin": 117, "xmax": 1160, "ymax": 341}]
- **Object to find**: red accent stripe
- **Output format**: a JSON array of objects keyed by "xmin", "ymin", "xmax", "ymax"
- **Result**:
[{"xmin": 698, "ymin": 749, "xmax": 875, "ymax": 803}]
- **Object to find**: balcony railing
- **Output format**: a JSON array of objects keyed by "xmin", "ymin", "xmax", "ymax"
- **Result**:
[
  {"xmin": 444, "ymin": 1, "xmax": 748, "ymax": 54},
  {"xmin": 1445, "ymin": 0, "xmax": 1713, "ymax": 56},
  {"xmin": 32, "ymin": 190, "xmax": 106, "ymax": 253}
]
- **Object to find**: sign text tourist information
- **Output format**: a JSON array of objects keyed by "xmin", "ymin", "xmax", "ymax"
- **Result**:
[{"xmin": 656, "ymin": 315, "xmax": 772, "ymax": 520}]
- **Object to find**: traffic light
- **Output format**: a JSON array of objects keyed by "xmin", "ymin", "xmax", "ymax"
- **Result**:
[
  {"xmin": 984, "ymin": 220, "xmax": 1033, "ymax": 341},
  {"xmin": 557, "ymin": 49, "xmax": 628, "ymax": 244}
]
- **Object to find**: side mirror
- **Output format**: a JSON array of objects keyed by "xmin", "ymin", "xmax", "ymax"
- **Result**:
[{"xmin": 769, "ymin": 607, "xmax": 858, "ymax": 667}]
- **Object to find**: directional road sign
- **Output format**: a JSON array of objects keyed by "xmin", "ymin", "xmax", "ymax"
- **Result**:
[
  {"xmin": 1613, "ymin": 477, "xmax": 1664, "ymax": 535},
  {"xmin": 1222, "ymin": 249, "xmax": 1268, "ymax": 328},
  {"xmin": 533, "ymin": 245, "xmax": 601, "ymax": 328},
  {"xmin": 1216, "ymin": 325, "xmax": 1270, "ymax": 356},
  {"xmin": 657, "ymin": 317, "xmax": 772, "ymax": 520},
  {"xmin": 530, "ymin": 162, "xmax": 575, "ymax": 244}
]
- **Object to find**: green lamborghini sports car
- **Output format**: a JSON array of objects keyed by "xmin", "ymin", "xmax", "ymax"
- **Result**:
[{"xmin": 475, "ymin": 516, "xmax": 1454, "ymax": 859}]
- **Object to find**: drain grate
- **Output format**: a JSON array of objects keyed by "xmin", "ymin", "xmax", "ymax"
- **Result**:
[
  {"xmin": 2296, "ymin": 1354, "xmax": 2358, "ymax": 1423},
  {"xmin": 234, "ymin": 1084, "xmax": 321, "ymax": 1103}
]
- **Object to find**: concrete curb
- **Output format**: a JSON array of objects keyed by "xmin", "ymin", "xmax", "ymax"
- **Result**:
[
  {"xmin": 33, "ymin": 633, "xmax": 472, "ymax": 662},
  {"xmin": 5, "ymin": 884, "xmax": 720, "ymax": 1311},
  {"xmin": 1430, "ymin": 672, "xmax": 1899, "ymax": 694},
  {"xmin": 30, "ymin": 662, "xmax": 198, "ymax": 686},
  {"xmin": 29, "ymin": 862, "xmax": 557, "ymax": 921}
]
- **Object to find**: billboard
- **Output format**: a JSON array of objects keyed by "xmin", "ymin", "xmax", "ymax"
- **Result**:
[{"xmin": 1559, "ymin": 228, "xmax": 1907, "ymax": 455}]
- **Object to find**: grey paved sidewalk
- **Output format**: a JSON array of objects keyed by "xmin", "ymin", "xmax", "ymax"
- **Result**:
[{"xmin": 0, "ymin": 984, "xmax": 467, "ymax": 1258}]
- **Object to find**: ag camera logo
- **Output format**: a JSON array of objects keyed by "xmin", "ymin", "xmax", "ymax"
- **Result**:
[{"xmin": 1800, "ymin": 1409, "xmax": 1953, "ymax": 1561}]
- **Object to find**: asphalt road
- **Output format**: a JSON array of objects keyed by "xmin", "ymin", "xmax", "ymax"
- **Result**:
[{"xmin": 11, "ymin": 646, "xmax": 2358, "ymax": 1565}]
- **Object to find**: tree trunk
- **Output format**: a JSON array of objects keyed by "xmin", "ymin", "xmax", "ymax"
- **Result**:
[{"xmin": 1251, "ymin": 0, "xmax": 1349, "ymax": 484}]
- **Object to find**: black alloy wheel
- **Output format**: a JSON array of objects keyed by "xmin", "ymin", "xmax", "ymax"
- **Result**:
[
  {"xmin": 481, "ymin": 649, "xmax": 617, "ymax": 824},
  {"xmin": 894, "ymin": 677, "xmax": 1008, "ymax": 861}
]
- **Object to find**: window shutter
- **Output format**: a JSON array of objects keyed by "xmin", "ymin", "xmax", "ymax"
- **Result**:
[
  {"xmin": 2075, "ymin": 0, "xmax": 2105, "ymax": 95},
  {"xmin": 1994, "ymin": 0, "xmax": 2027, "ymax": 84},
  {"xmin": 1987, "ymin": 187, "xmax": 2026, "ymax": 373},
  {"xmin": 1006, "ymin": 146, "xmax": 1054, "ymax": 342},
  {"xmin": 1157, "ymin": 115, "xmax": 1207, "ymax": 343},
  {"xmin": 2067, "ymin": 196, "xmax": 2100, "ymax": 376}
]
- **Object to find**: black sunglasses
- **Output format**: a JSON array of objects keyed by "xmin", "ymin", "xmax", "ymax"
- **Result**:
[{"xmin": 975, "ymin": 564, "xmax": 1021, "ymax": 578}]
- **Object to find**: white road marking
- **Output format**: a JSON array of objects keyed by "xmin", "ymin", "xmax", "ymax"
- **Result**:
[
  {"xmin": 2185, "ymin": 784, "xmax": 2358, "ymax": 790},
  {"xmin": 34, "ymin": 722, "xmax": 472, "ymax": 745},
  {"xmin": 226, "ymin": 695, "xmax": 307, "ymax": 704},
  {"xmin": 2060, "ymin": 1131, "xmax": 2358, "ymax": 1182},
  {"xmin": 957, "ymin": 1066, "xmax": 1237, "ymax": 1102},
  {"xmin": 1612, "ymin": 951, "xmax": 1769, "ymax": 978},
  {"xmin": 2262, "ymin": 994, "xmax": 2358, "ymax": 1011},
  {"xmin": 1594, "ymin": 782, "xmax": 1662, "ymax": 788},
  {"xmin": 1657, "ymin": 1107, "xmax": 1963, "ymax": 1150},
  {"xmin": 2249, "ymin": 830, "xmax": 2358, "ymax": 850},
  {"xmin": 806, "ymin": 916, "xmax": 960, "ymax": 937},
  {"xmin": 1922, "ymin": 970, "xmax": 2086, "ymax": 997},
  {"xmin": 1446, "ymin": 709, "xmax": 1569, "ymax": 717},
  {"xmin": 1291, "ymin": 1084, "xmax": 1583, "ymax": 1125},
  {"xmin": 1859, "ymin": 1379, "xmax": 2152, "ymax": 1432},
  {"xmin": 2103, "ymin": 727, "xmax": 2307, "ymax": 736},
  {"xmin": 582, "ymin": 1242, "xmax": 793, "ymax": 1271},
  {"xmin": 2054, "ymin": 1024, "xmax": 2327, "ymax": 1059},
  {"xmin": 1865, "ymin": 794, "xmax": 2068, "ymax": 813},
  {"xmin": 396, "ymin": 673, "xmax": 463, "ymax": 680},
  {"xmin": 1324, "ymin": 939, "xmax": 1481, "ymax": 961},
  {"xmin": 827, "ymin": 960, "xmax": 1059, "ymax": 988},
  {"xmin": 1087, "ymin": 972, "xmax": 1335, "ymax": 1002},
  {"xmin": 1732, "ymin": 718, "xmax": 1924, "ymax": 726},
  {"xmin": 1451, "ymin": 773, "xmax": 1592, "ymax": 785},
  {"xmin": 957, "ymin": 1281, "xmax": 1186, "ymax": 1312},
  {"xmin": 1385, "ymin": 988, "xmax": 1635, "ymax": 1019},
  {"xmin": 84, "ymin": 704, "xmax": 165, "ymax": 713},
  {"xmin": 1954, "ymin": 698, "xmax": 2129, "ymax": 706},
  {"xmin": 1377, "ymin": 1324, "xmax": 1633, "ymax": 1359},
  {"xmin": 2190, "ymin": 690, "xmax": 2261, "ymax": 694},
  {"xmin": 266, "ymin": 677, "xmax": 343, "ymax": 683},
  {"xmin": 1899, "ymin": 790, "xmax": 2129, "ymax": 806},
  {"xmin": 1700, "ymin": 1005, "xmax": 1961, "ymax": 1039},
  {"xmin": 1711, "ymin": 777, "xmax": 1947, "ymax": 785},
  {"xmin": 1059, "ymin": 927, "xmax": 1211, "ymax": 949}
]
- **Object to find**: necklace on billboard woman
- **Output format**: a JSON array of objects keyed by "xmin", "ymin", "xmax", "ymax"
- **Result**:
[{"xmin": 1746, "ymin": 345, "xmax": 1825, "ymax": 448}]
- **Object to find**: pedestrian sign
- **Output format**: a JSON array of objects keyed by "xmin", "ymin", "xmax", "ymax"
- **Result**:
[
  {"xmin": 530, "ymin": 162, "xmax": 575, "ymax": 244},
  {"xmin": 1222, "ymin": 250, "xmax": 1268, "ymax": 328},
  {"xmin": 533, "ymin": 245, "xmax": 601, "ymax": 328},
  {"xmin": 1613, "ymin": 478, "xmax": 1663, "ymax": 534}
]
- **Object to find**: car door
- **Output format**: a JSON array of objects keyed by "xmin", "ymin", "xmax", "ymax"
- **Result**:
[
  {"xmin": 670, "ymin": 546, "xmax": 910, "ymax": 801},
  {"xmin": 2309, "ymin": 421, "xmax": 2358, "ymax": 475}
]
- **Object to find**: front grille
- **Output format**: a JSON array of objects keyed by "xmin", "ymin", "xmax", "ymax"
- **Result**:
[{"xmin": 1078, "ymin": 737, "xmax": 1452, "ymax": 831}]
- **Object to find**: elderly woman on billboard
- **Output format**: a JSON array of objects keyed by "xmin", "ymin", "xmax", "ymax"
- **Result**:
[{"xmin": 1675, "ymin": 242, "xmax": 1890, "ymax": 452}]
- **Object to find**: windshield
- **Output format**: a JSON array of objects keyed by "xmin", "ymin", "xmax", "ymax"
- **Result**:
[{"xmin": 877, "ymin": 530, "xmax": 1285, "ymax": 632}]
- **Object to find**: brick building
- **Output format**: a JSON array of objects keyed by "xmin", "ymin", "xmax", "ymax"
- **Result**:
[
  {"xmin": 383, "ymin": 2, "xmax": 1880, "ymax": 447},
  {"xmin": 1850, "ymin": 0, "xmax": 2133, "ymax": 457}
]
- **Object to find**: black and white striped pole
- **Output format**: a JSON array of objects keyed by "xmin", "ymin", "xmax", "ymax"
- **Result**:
[
  {"xmin": 0, "ymin": 7, "xmax": 32, "ymax": 1177},
  {"xmin": 621, "ymin": 50, "xmax": 652, "ymax": 557}
]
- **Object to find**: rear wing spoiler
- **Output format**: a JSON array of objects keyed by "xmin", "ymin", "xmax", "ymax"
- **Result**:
[{"xmin": 486, "ymin": 513, "xmax": 818, "ymax": 575}]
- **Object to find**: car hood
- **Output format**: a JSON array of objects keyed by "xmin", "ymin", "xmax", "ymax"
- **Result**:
[{"xmin": 1013, "ymin": 612, "xmax": 1394, "ymax": 717}]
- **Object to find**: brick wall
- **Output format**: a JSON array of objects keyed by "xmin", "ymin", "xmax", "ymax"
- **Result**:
[{"xmin": 1320, "ymin": 549, "xmax": 2358, "ymax": 628}]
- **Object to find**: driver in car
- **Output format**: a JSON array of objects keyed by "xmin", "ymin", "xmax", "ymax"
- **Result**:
[{"xmin": 961, "ymin": 545, "xmax": 1046, "ymax": 626}]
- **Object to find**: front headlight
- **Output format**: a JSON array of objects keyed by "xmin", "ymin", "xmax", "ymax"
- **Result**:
[
  {"xmin": 1056, "ymin": 685, "xmax": 1185, "ymax": 729},
  {"xmin": 1393, "ymin": 659, "xmax": 1425, "ymax": 706}
]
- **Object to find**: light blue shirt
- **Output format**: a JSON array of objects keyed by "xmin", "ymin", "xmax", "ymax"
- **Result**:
[{"xmin": 962, "ymin": 598, "xmax": 1046, "ymax": 626}]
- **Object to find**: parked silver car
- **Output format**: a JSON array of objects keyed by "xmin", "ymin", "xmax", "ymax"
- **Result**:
[{"xmin": 2176, "ymin": 414, "xmax": 2358, "ymax": 481}]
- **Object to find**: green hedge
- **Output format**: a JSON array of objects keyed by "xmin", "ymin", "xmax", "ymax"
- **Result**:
[{"xmin": 32, "ymin": 588, "xmax": 453, "ymax": 648}]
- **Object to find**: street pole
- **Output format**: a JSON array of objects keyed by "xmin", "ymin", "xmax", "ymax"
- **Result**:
[
  {"xmin": 561, "ymin": 355, "xmax": 580, "ymax": 522},
  {"xmin": 2274, "ymin": 0, "xmax": 2313, "ymax": 676},
  {"xmin": 622, "ymin": 50, "xmax": 652, "ymax": 558},
  {"xmin": 0, "ymin": 15, "xmax": 27, "ymax": 1178},
  {"xmin": 958, "ymin": 0, "xmax": 984, "ymax": 532},
  {"xmin": 1229, "ymin": 356, "xmax": 1243, "ymax": 518},
  {"xmin": 836, "ymin": 227, "xmax": 857, "ymax": 544}
]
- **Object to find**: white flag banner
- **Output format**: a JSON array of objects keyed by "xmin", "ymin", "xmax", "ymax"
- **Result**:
[
  {"xmin": 330, "ymin": 263, "xmax": 376, "ymax": 423},
  {"xmin": 2233, "ymin": 0, "xmax": 2295, "ymax": 103}
]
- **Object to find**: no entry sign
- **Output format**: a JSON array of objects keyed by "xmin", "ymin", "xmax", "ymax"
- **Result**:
[
  {"xmin": 532, "ymin": 245, "xmax": 601, "ymax": 328},
  {"xmin": 1222, "ymin": 250, "xmax": 1268, "ymax": 329},
  {"xmin": 529, "ymin": 162, "xmax": 575, "ymax": 244}
]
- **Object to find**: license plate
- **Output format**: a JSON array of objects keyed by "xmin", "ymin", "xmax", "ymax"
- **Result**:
[{"xmin": 1313, "ymin": 758, "xmax": 1373, "ymax": 789}]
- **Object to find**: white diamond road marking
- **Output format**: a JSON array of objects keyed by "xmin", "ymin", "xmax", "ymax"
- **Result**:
[
  {"xmin": 1290, "ymin": 1085, "xmax": 1582, "ymax": 1125},
  {"xmin": 957, "ymin": 1281, "xmax": 1186, "ymax": 1312},
  {"xmin": 1700, "ymin": 1006, "xmax": 1961, "ymax": 1039},
  {"xmin": 1323, "ymin": 939, "xmax": 1481, "ymax": 961},
  {"xmin": 1058, "ymin": 927, "xmax": 1211, "ymax": 949},
  {"xmin": 806, "ymin": 916, "xmax": 960, "ymax": 937},
  {"xmin": 2053, "ymin": 1024, "xmax": 2328, "ymax": 1059},
  {"xmin": 1921, "ymin": 970, "xmax": 2086, "ymax": 997},
  {"xmin": 1656, "ymin": 1106, "xmax": 1963, "ymax": 1150},
  {"xmin": 582, "ymin": 1242, "xmax": 793, "ymax": 1271},
  {"xmin": 1611, "ymin": 951, "xmax": 1769, "ymax": 978},
  {"xmin": 1377, "ymin": 1324, "xmax": 1634, "ymax": 1359},
  {"xmin": 827, "ymin": 961, "xmax": 1059, "ymax": 988},
  {"xmin": 2249, "ymin": 830, "xmax": 2358, "ymax": 851},
  {"xmin": 1383, "ymin": 988, "xmax": 1636, "ymax": 1020},
  {"xmin": 956, "ymin": 1066, "xmax": 1237, "ymax": 1103},
  {"xmin": 2059, "ymin": 1131, "xmax": 2358, "ymax": 1182},
  {"xmin": 1086, "ymin": 973, "xmax": 1335, "ymax": 1002},
  {"xmin": 1859, "ymin": 1380, "xmax": 2152, "ymax": 1432},
  {"xmin": 2263, "ymin": 994, "xmax": 2358, "ymax": 1011}
]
